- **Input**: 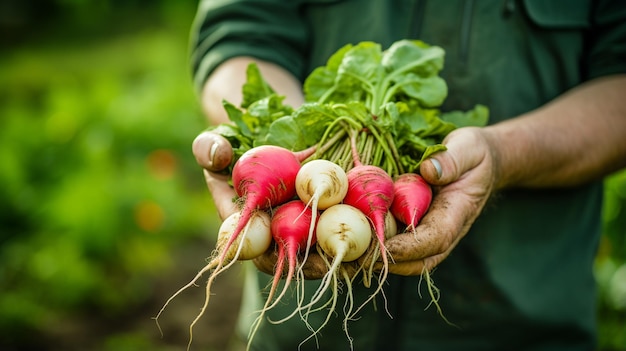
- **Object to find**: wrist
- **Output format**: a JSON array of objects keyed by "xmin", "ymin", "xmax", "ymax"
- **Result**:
[{"xmin": 481, "ymin": 124, "xmax": 513, "ymax": 191}]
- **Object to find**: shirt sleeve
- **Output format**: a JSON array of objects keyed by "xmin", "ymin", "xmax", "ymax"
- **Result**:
[
  {"xmin": 189, "ymin": 0, "xmax": 309, "ymax": 93},
  {"xmin": 585, "ymin": 0, "xmax": 626, "ymax": 79}
]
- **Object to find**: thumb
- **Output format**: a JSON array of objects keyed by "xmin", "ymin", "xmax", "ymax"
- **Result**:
[
  {"xmin": 192, "ymin": 131, "xmax": 233, "ymax": 171},
  {"xmin": 420, "ymin": 155, "xmax": 456, "ymax": 186},
  {"xmin": 419, "ymin": 128, "xmax": 485, "ymax": 186}
]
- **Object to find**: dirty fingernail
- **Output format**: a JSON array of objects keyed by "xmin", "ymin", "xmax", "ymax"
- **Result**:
[
  {"xmin": 209, "ymin": 142, "xmax": 219, "ymax": 167},
  {"xmin": 430, "ymin": 158, "xmax": 442, "ymax": 179}
]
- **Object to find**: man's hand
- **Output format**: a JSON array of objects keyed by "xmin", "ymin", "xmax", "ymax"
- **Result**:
[{"xmin": 379, "ymin": 127, "xmax": 498, "ymax": 276}]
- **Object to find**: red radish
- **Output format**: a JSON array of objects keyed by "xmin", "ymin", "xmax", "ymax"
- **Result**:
[
  {"xmin": 341, "ymin": 132, "xmax": 395, "ymax": 299},
  {"xmin": 247, "ymin": 200, "xmax": 318, "ymax": 349},
  {"xmin": 268, "ymin": 200, "xmax": 318, "ymax": 306},
  {"xmin": 342, "ymin": 165, "xmax": 394, "ymax": 264},
  {"xmin": 227, "ymin": 145, "xmax": 315, "ymax": 264},
  {"xmin": 390, "ymin": 173, "xmax": 432, "ymax": 229}
]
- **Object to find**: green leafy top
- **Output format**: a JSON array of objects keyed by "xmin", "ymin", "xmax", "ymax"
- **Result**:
[
  {"xmin": 305, "ymin": 40, "xmax": 448, "ymax": 115},
  {"xmin": 207, "ymin": 40, "xmax": 489, "ymax": 176}
]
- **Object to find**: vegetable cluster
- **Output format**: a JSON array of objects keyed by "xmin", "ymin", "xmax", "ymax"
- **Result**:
[{"xmin": 168, "ymin": 39, "xmax": 489, "ymax": 350}]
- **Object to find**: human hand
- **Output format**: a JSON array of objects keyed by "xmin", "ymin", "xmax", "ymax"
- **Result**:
[
  {"xmin": 192, "ymin": 131, "xmax": 238, "ymax": 220},
  {"xmin": 378, "ymin": 127, "xmax": 499, "ymax": 276}
]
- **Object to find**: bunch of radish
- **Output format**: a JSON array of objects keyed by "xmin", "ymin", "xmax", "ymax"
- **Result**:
[{"xmin": 156, "ymin": 140, "xmax": 433, "ymax": 350}]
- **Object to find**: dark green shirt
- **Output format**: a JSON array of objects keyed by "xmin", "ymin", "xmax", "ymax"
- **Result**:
[{"xmin": 190, "ymin": 1, "xmax": 626, "ymax": 350}]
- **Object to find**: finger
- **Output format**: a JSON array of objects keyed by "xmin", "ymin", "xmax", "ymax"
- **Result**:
[
  {"xmin": 203, "ymin": 169, "xmax": 238, "ymax": 220},
  {"xmin": 299, "ymin": 253, "xmax": 331, "ymax": 280},
  {"xmin": 382, "ymin": 252, "xmax": 449, "ymax": 276},
  {"xmin": 252, "ymin": 248, "xmax": 279, "ymax": 276},
  {"xmin": 420, "ymin": 127, "xmax": 486, "ymax": 186},
  {"xmin": 192, "ymin": 131, "xmax": 233, "ymax": 171},
  {"xmin": 253, "ymin": 249, "xmax": 331, "ymax": 280}
]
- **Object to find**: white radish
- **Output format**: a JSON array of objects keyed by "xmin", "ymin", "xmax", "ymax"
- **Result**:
[
  {"xmin": 384, "ymin": 210, "xmax": 398, "ymax": 240},
  {"xmin": 295, "ymin": 159, "xmax": 349, "ymax": 274},
  {"xmin": 215, "ymin": 210, "xmax": 272, "ymax": 260},
  {"xmin": 301, "ymin": 204, "xmax": 372, "ymax": 349},
  {"xmin": 316, "ymin": 204, "xmax": 371, "ymax": 262},
  {"xmin": 296, "ymin": 159, "xmax": 349, "ymax": 211}
]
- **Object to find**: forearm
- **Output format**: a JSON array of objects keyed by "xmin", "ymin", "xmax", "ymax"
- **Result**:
[
  {"xmin": 485, "ymin": 74, "xmax": 626, "ymax": 189},
  {"xmin": 200, "ymin": 56, "xmax": 305, "ymax": 125}
]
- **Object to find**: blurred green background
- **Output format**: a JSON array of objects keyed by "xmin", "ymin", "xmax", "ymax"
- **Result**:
[{"xmin": 0, "ymin": 1, "xmax": 624, "ymax": 350}]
